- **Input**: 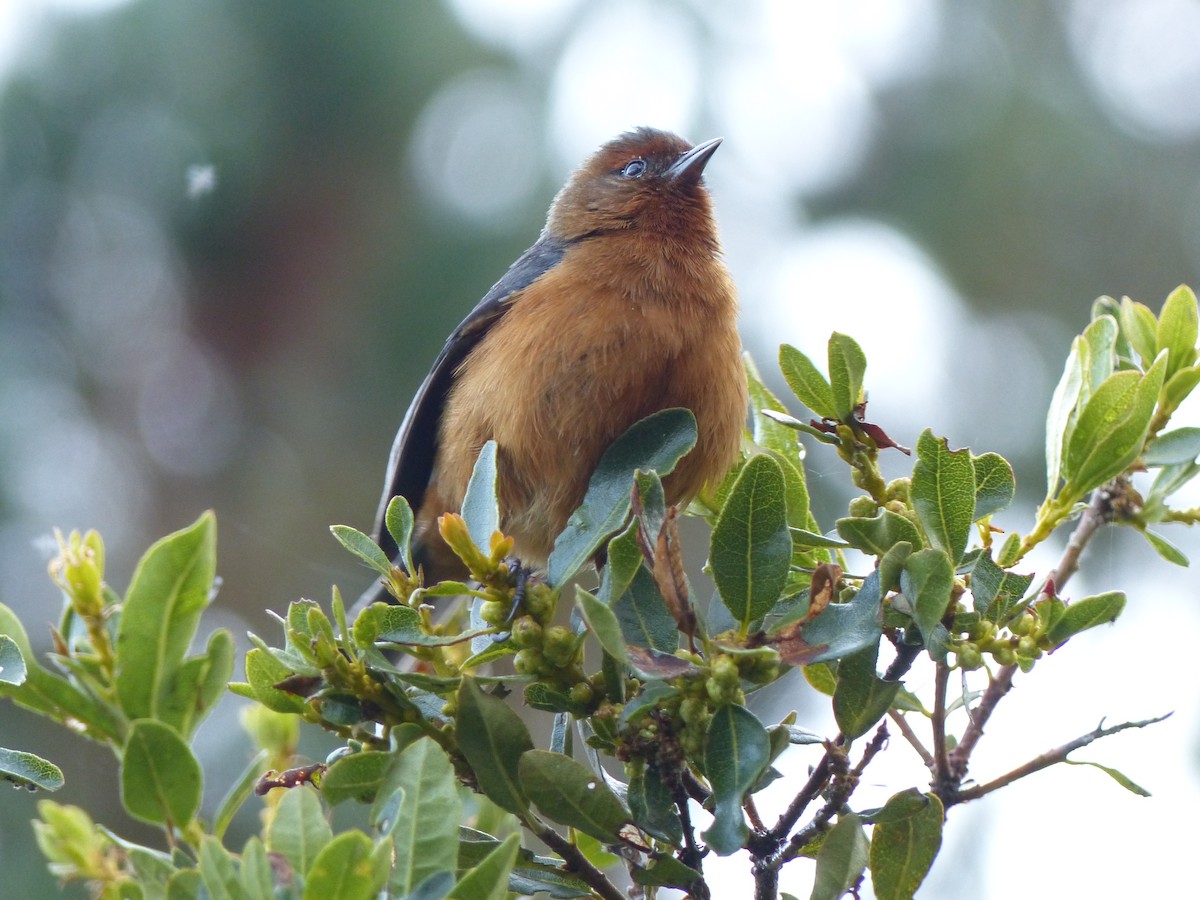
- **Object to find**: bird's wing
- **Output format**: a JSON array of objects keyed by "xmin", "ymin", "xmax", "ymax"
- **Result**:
[{"xmin": 372, "ymin": 234, "xmax": 568, "ymax": 560}]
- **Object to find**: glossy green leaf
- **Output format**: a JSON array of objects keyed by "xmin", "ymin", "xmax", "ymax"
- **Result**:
[
  {"xmin": 631, "ymin": 855, "xmax": 702, "ymax": 889},
  {"xmin": 1064, "ymin": 355, "xmax": 1167, "ymax": 498},
  {"xmin": 868, "ymin": 790, "xmax": 943, "ymax": 900},
  {"xmin": 702, "ymin": 704, "xmax": 771, "ymax": 855},
  {"xmin": 166, "ymin": 628, "xmax": 235, "ymax": 739},
  {"xmin": 780, "ymin": 344, "xmax": 838, "ymax": 419},
  {"xmin": 456, "ymin": 828, "xmax": 592, "ymax": 898},
  {"xmin": 827, "ymin": 332, "xmax": 867, "ymax": 418},
  {"xmin": 456, "ymin": 678, "xmax": 533, "ymax": 814},
  {"xmin": 911, "ymin": 430, "xmax": 975, "ymax": 563},
  {"xmin": 518, "ymin": 750, "xmax": 629, "ymax": 842},
  {"xmin": 833, "ymin": 644, "xmax": 898, "ymax": 740},
  {"xmin": 121, "ymin": 720, "xmax": 202, "ymax": 828},
  {"xmin": 971, "ymin": 452, "xmax": 1016, "ymax": 521},
  {"xmin": 385, "ymin": 495, "xmax": 415, "ymax": 572},
  {"xmin": 450, "ymin": 833, "xmax": 520, "ymax": 900},
  {"xmin": 1120, "ymin": 297, "xmax": 1159, "ymax": 367},
  {"xmin": 877, "ymin": 541, "xmax": 913, "ymax": 594},
  {"xmin": 628, "ymin": 765, "xmax": 684, "ymax": 845},
  {"xmin": 575, "ymin": 585, "xmax": 628, "ymax": 664},
  {"xmin": 331, "ymin": 525, "xmax": 392, "ymax": 576},
  {"xmin": 1063, "ymin": 760, "xmax": 1151, "ymax": 797},
  {"xmin": 1144, "ymin": 427, "xmax": 1200, "ymax": 466},
  {"xmin": 321, "ymin": 751, "xmax": 391, "ymax": 806},
  {"xmin": 115, "ymin": 511, "xmax": 216, "ymax": 731},
  {"xmin": 548, "ymin": 409, "xmax": 697, "ymax": 586},
  {"xmin": 0, "ymin": 635, "xmax": 25, "ymax": 686},
  {"xmin": 461, "ymin": 440, "xmax": 500, "ymax": 550},
  {"xmin": 1163, "ymin": 364, "xmax": 1200, "ymax": 411},
  {"xmin": 0, "ymin": 746, "xmax": 64, "ymax": 791},
  {"xmin": 1140, "ymin": 529, "xmax": 1189, "ymax": 566},
  {"xmin": 710, "ymin": 453, "xmax": 791, "ymax": 632},
  {"xmin": 303, "ymin": 831, "xmax": 388, "ymax": 900},
  {"xmin": 384, "ymin": 738, "xmax": 462, "ymax": 894},
  {"xmin": 835, "ymin": 509, "xmax": 923, "ymax": 556},
  {"xmin": 266, "ymin": 784, "xmax": 332, "ymax": 875},
  {"xmin": 810, "ymin": 813, "xmax": 869, "ymax": 900},
  {"xmin": 799, "ymin": 569, "xmax": 884, "ymax": 664},
  {"xmin": 198, "ymin": 835, "xmax": 246, "ymax": 900},
  {"xmin": 965, "ymin": 551, "xmax": 1033, "ymax": 620},
  {"xmin": 1046, "ymin": 591, "xmax": 1125, "ymax": 646},
  {"xmin": 166, "ymin": 868, "xmax": 203, "ymax": 900},
  {"xmin": 1156, "ymin": 284, "xmax": 1199, "ymax": 380},
  {"xmin": 902, "ymin": 549, "xmax": 954, "ymax": 658},
  {"xmin": 614, "ymin": 566, "xmax": 678, "ymax": 652}
]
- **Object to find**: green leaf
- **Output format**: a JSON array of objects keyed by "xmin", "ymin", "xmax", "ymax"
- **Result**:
[
  {"xmin": 457, "ymin": 828, "xmax": 592, "ymax": 898},
  {"xmin": 614, "ymin": 566, "xmax": 679, "ymax": 653},
  {"xmin": 965, "ymin": 552, "xmax": 1033, "ymax": 620},
  {"xmin": 1064, "ymin": 355, "xmax": 1167, "ymax": 498},
  {"xmin": 1046, "ymin": 591, "xmax": 1125, "ymax": 646},
  {"xmin": 832, "ymin": 644, "xmax": 898, "ymax": 740},
  {"xmin": 456, "ymin": 678, "xmax": 533, "ymax": 814},
  {"xmin": 868, "ymin": 790, "xmax": 943, "ymax": 900},
  {"xmin": 121, "ymin": 720, "xmax": 202, "ymax": 828},
  {"xmin": 450, "ymin": 833, "xmax": 520, "ymax": 900},
  {"xmin": 1063, "ymin": 760, "xmax": 1151, "ymax": 797},
  {"xmin": 902, "ymin": 549, "xmax": 954, "ymax": 658},
  {"xmin": 780, "ymin": 344, "xmax": 838, "ymax": 419},
  {"xmin": 596, "ymin": 519, "xmax": 644, "ymax": 606},
  {"xmin": 1140, "ymin": 529, "xmax": 1189, "ymax": 566},
  {"xmin": 214, "ymin": 750, "xmax": 269, "ymax": 842},
  {"xmin": 239, "ymin": 837, "xmax": 274, "ymax": 900},
  {"xmin": 575, "ymin": 586, "xmax": 628, "ymax": 664},
  {"xmin": 746, "ymin": 354, "xmax": 802, "ymax": 457},
  {"xmin": 115, "ymin": 511, "xmax": 217, "ymax": 730},
  {"xmin": 167, "ymin": 868, "xmax": 203, "ymax": 900},
  {"xmin": 461, "ymin": 440, "xmax": 500, "ymax": 550},
  {"xmin": 0, "ymin": 746, "xmax": 64, "ymax": 791},
  {"xmin": 548, "ymin": 409, "xmax": 698, "ymax": 586},
  {"xmin": 267, "ymin": 784, "xmax": 332, "ymax": 875},
  {"xmin": 971, "ymin": 452, "xmax": 1015, "ymax": 521},
  {"xmin": 166, "ymin": 628, "xmax": 235, "ymax": 739},
  {"xmin": 1044, "ymin": 334, "xmax": 1088, "ymax": 498},
  {"xmin": 384, "ymin": 738, "xmax": 462, "ymax": 894},
  {"xmin": 0, "ymin": 635, "xmax": 26, "ymax": 685},
  {"xmin": 877, "ymin": 541, "xmax": 913, "ymax": 594},
  {"xmin": 242, "ymin": 647, "xmax": 307, "ymax": 714},
  {"xmin": 1155, "ymin": 284, "xmax": 1199, "ymax": 380},
  {"xmin": 1120, "ymin": 297, "xmax": 1159, "ymax": 368},
  {"xmin": 799, "ymin": 569, "xmax": 884, "ymax": 664},
  {"xmin": 372, "ymin": 604, "xmax": 490, "ymax": 648},
  {"xmin": 321, "ymin": 751, "xmax": 391, "ymax": 805},
  {"xmin": 628, "ymin": 765, "xmax": 684, "ymax": 845},
  {"xmin": 911, "ymin": 430, "xmax": 975, "ymax": 563},
  {"xmin": 199, "ymin": 835, "xmax": 248, "ymax": 900},
  {"xmin": 810, "ymin": 813, "xmax": 869, "ymax": 900},
  {"xmin": 303, "ymin": 831, "xmax": 388, "ymax": 900},
  {"xmin": 385, "ymin": 495, "xmax": 416, "ymax": 573},
  {"xmin": 631, "ymin": 855, "xmax": 701, "ymax": 889},
  {"xmin": 710, "ymin": 453, "xmax": 792, "ymax": 632},
  {"xmin": 827, "ymin": 332, "xmax": 867, "ymax": 418},
  {"xmin": 835, "ymin": 509, "xmax": 923, "ymax": 556},
  {"xmin": 1082, "ymin": 314, "xmax": 1118, "ymax": 392},
  {"xmin": 702, "ymin": 704, "xmax": 771, "ymax": 855},
  {"xmin": 1163, "ymin": 364, "xmax": 1200, "ymax": 411},
  {"xmin": 1144, "ymin": 427, "xmax": 1200, "ymax": 466},
  {"xmin": 331, "ymin": 525, "xmax": 392, "ymax": 576},
  {"xmin": 518, "ymin": 750, "xmax": 629, "ymax": 842}
]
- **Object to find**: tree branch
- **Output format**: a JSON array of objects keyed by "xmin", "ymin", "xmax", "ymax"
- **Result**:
[
  {"xmin": 951, "ymin": 714, "xmax": 1171, "ymax": 805},
  {"xmin": 528, "ymin": 815, "xmax": 626, "ymax": 900},
  {"xmin": 888, "ymin": 710, "xmax": 935, "ymax": 770}
]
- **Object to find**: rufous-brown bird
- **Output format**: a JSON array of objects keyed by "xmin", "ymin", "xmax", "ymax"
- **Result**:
[{"xmin": 368, "ymin": 127, "xmax": 748, "ymax": 589}]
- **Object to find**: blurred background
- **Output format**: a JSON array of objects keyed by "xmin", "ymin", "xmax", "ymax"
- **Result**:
[{"xmin": 1, "ymin": 0, "xmax": 1198, "ymax": 896}]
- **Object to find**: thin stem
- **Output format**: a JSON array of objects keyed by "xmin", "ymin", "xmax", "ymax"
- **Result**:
[
  {"xmin": 931, "ymin": 662, "xmax": 952, "ymax": 787},
  {"xmin": 888, "ymin": 710, "xmax": 935, "ymax": 770},
  {"xmin": 528, "ymin": 815, "xmax": 625, "ymax": 900},
  {"xmin": 951, "ymin": 714, "xmax": 1171, "ymax": 805}
]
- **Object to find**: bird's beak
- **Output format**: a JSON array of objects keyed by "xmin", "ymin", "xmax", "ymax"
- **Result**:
[{"xmin": 666, "ymin": 137, "xmax": 722, "ymax": 185}]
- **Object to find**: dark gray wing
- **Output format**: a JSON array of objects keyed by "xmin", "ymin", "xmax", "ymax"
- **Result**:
[{"xmin": 372, "ymin": 234, "xmax": 568, "ymax": 562}]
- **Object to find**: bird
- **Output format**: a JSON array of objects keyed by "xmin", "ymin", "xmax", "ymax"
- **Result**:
[{"xmin": 366, "ymin": 126, "xmax": 748, "ymax": 594}]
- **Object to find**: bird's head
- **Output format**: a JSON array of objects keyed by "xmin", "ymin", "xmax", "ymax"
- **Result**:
[{"xmin": 546, "ymin": 128, "xmax": 722, "ymax": 248}]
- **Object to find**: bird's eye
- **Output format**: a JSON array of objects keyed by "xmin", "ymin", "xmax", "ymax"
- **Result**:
[{"xmin": 619, "ymin": 159, "xmax": 647, "ymax": 178}]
